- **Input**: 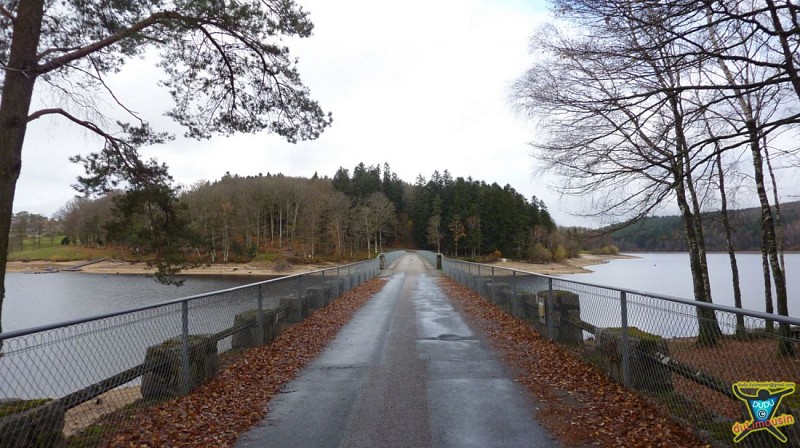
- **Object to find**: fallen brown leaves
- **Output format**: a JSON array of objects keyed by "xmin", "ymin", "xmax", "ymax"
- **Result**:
[
  {"xmin": 668, "ymin": 338, "xmax": 800, "ymax": 420},
  {"xmin": 99, "ymin": 278, "xmax": 387, "ymax": 447},
  {"xmin": 441, "ymin": 279, "xmax": 710, "ymax": 448}
]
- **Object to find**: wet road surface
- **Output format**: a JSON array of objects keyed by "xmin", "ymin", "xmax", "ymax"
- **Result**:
[{"xmin": 236, "ymin": 253, "xmax": 558, "ymax": 448}]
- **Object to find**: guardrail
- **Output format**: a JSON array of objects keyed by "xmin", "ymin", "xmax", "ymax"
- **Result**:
[
  {"xmin": 0, "ymin": 252, "xmax": 402, "ymax": 447},
  {"xmin": 430, "ymin": 253, "xmax": 800, "ymax": 448}
]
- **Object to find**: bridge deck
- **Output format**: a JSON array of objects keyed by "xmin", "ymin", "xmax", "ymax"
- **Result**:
[{"xmin": 236, "ymin": 253, "xmax": 557, "ymax": 448}]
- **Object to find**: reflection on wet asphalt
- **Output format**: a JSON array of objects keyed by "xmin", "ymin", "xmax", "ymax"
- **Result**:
[{"xmin": 236, "ymin": 253, "xmax": 558, "ymax": 448}]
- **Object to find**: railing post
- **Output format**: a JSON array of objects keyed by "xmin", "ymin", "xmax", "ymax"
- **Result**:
[
  {"xmin": 322, "ymin": 270, "xmax": 327, "ymax": 305},
  {"xmin": 336, "ymin": 267, "xmax": 341, "ymax": 296},
  {"xmin": 180, "ymin": 301, "xmax": 191, "ymax": 395},
  {"xmin": 511, "ymin": 270, "xmax": 518, "ymax": 317},
  {"xmin": 296, "ymin": 274, "xmax": 305, "ymax": 321},
  {"xmin": 512, "ymin": 271, "xmax": 517, "ymax": 299},
  {"xmin": 620, "ymin": 291, "xmax": 632, "ymax": 387},
  {"xmin": 477, "ymin": 264, "xmax": 481, "ymax": 295},
  {"xmin": 490, "ymin": 266, "xmax": 495, "ymax": 303},
  {"xmin": 547, "ymin": 278, "xmax": 555, "ymax": 341},
  {"xmin": 257, "ymin": 285, "xmax": 265, "ymax": 345}
]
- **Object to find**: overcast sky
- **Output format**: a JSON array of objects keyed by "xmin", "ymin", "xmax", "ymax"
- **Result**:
[{"xmin": 15, "ymin": 0, "xmax": 597, "ymax": 226}]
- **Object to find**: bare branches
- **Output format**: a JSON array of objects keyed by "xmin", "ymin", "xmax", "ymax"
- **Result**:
[{"xmin": 0, "ymin": 4, "xmax": 14, "ymax": 23}]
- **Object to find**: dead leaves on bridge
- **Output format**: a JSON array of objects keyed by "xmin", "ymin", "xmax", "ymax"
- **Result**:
[
  {"xmin": 97, "ymin": 278, "xmax": 386, "ymax": 447},
  {"xmin": 441, "ymin": 278, "xmax": 710, "ymax": 448},
  {"xmin": 90, "ymin": 274, "xmax": 711, "ymax": 447}
]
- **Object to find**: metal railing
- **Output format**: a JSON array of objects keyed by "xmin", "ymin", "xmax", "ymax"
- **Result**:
[
  {"xmin": 437, "ymin": 256, "xmax": 800, "ymax": 448},
  {"xmin": 0, "ymin": 253, "xmax": 401, "ymax": 447}
]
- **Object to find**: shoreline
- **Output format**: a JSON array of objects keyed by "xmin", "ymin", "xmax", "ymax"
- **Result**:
[
  {"xmin": 5, "ymin": 260, "xmax": 335, "ymax": 276},
  {"xmin": 493, "ymin": 253, "xmax": 636, "ymax": 275},
  {"xmin": 6, "ymin": 253, "xmax": 633, "ymax": 277}
]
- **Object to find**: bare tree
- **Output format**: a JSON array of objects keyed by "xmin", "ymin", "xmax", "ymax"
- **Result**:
[
  {"xmin": 326, "ymin": 192, "xmax": 351, "ymax": 259},
  {"xmin": 367, "ymin": 192, "xmax": 395, "ymax": 253},
  {"xmin": 449, "ymin": 215, "xmax": 467, "ymax": 257},
  {"xmin": 515, "ymin": 1, "xmax": 723, "ymax": 343}
]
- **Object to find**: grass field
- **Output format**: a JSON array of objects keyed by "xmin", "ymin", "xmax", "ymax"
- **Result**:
[{"xmin": 7, "ymin": 236, "xmax": 116, "ymax": 262}]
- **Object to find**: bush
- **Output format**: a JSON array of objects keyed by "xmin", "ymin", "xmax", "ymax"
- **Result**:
[
  {"xmin": 528, "ymin": 243, "xmax": 552, "ymax": 263},
  {"xmin": 552, "ymin": 245, "xmax": 568, "ymax": 262},
  {"xmin": 486, "ymin": 250, "xmax": 502, "ymax": 262},
  {"xmin": 590, "ymin": 244, "xmax": 620, "ymax": 255},
  {"xmin": 274, "ymin": 258, "xmax": 291, "ymax": 272}
]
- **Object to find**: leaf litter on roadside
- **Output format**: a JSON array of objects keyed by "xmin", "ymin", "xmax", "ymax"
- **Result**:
[
  {"xmin": 440, "ymin": 278, "xmax": 710, "ymax": 448},
  {"xmin": 98, "ymin": 277, "xmax": 387, "ymax": 447}
]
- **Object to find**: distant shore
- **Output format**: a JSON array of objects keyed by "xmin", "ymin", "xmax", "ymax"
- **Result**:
[
  {"xmin": 6, "ymin": 253, "xmax": 634, "ymax": 277},
  {"xmin": 5, "ymin": 259, "xmax": 335, "ymax": 276},
  {"xmin": 494, "ymin": 253, "xmax": 636, "ymax": 275}
]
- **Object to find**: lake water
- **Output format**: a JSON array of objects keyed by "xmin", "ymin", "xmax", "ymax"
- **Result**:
[
  {"xmin": 2, "ymin": 273, "xmax": 277, "ymax": 333},
  {"xmin": 1, "ymin": 254, "xmax": 795, "ymax": 399},
  {"xmin": 4, "ymin": 253, "xmax": 797, "ymax": 334},
  {"xmin": 1, "ymin": 272, "xmax": 289, "ymax": 399},
  {"xmin": 565, "ymin": 252, "xmax": 799, "ymax": 317}
]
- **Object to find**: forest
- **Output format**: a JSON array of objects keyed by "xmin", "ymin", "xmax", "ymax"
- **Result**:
[
  {"xmin": 608, "ymin": 201, "xmax": 800, "ymax": 252},
  {"xmin": 8, "ymin": 163, "xmax": 559, "ymax": 264}
]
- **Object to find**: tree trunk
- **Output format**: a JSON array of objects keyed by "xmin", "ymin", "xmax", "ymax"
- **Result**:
[
  {"xmin": 716, "ymin": 152, "xmax": 745, "ymax": 334},
  {"xmin": 675, "ymin": 185, "xmax": 721, "ymax": 345},
  {"xmin": 668, "ymin": 86, "xmax": 721, "ymax": 345},
  {"xmin": 761, "ymin": 229, "xmax": 774, "ymax": 329},
  {"xmin": 706, "ymin": 11, "xmax": 792, "ymax": 353},
  {"xmin": 255, "ymin": 211, "xmax": 261, "ymax": 253},
  {"xmin": 764, "ymin": 137, "xmax": 785, "ymax": 273},
  {"xmin": 764, "ymin": 0, "xmax": 800, "ymax": 102},
  {"xmin": 0, "ymin": 0, "xmax": 46, "ymax": 346},
  {"xmin": 269, "ymin": 207, "xmax": 274, "ymax": 246},
  {"xmin": 746, "ymin": 118, "xmax": 794, "ymax": 355}
]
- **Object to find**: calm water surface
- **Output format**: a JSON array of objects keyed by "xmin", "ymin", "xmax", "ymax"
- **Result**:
[
  {"xmin": 566, "ymin": 252, "xmax": 799, "ymax": 316},
  {"xmin": 3, "ymin": 273, "xmax": 275, "ymax": 333}
]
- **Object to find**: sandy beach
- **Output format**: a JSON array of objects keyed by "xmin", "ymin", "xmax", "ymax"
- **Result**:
[
  {"xmin": 5, "ymin": 259, "xmax": 336, "ymax": 276},
  {"xmin": 6, "ymin": 253, "xmax": 634, "ymax": 276},
  {"xmin": 494, "ymin": 253, "xmax": 636, "ymax": 275}
]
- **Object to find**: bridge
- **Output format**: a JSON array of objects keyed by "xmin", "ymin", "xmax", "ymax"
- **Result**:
[
  {"xmin": 236, "ymin": 253, "xmax": 554, "ymax": 447},
  {"xmin": 1, "ymin": 250, "xmax": 798, "ymax": 447}
]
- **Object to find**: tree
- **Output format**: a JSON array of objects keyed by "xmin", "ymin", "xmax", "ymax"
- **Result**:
[
  {"xmin": 325, "ymin": 191, "xmax": 351, "ymax": 259},
  {"xmin": 427, "ymin": 214, "xmax": 442, "ymax": 254},
  {"xmin": 448, "ymin": 215, "xmax": 466, "ymax": 257},
  {"xmin": 0, "ymin": 0, "xmax": 331, "ymax": 340},
  {"xmin": 514, "ymin": 1, "xmax": 724, "ymax": 344},
  {"xmin": 9, "ymin": 211, "xmax": 30, "ymax": 252},
  {"xmin": 366, "ymin": 192, "xmax": 395, "ymax": 253}
]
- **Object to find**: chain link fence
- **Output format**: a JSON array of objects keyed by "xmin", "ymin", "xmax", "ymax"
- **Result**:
[
  {"xmin": 437, "ymin": 256, "xmax": 800, "ymax": 448},
  {"xmin": 0, "ymin": 253, "xmax": 399, "ymax": 447}
]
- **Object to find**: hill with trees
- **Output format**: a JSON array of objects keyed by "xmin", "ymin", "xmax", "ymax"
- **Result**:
[
  {"xmin": 9, "ymin": 163, "xmax": 564, "ymax": 265},
  {"xmin": 608, "ymin": 201, "xmax": 800, "ymax": 252}
]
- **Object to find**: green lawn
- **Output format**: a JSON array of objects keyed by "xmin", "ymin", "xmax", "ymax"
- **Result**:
[{"xmin": 8, "ymin": 236, "xmax": 116, "ymax": 261}]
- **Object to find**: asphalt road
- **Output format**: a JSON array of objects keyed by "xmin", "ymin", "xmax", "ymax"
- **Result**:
[{"xmin": 236, "ymin": 253, "xmax": 558, "ymax": 448}]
